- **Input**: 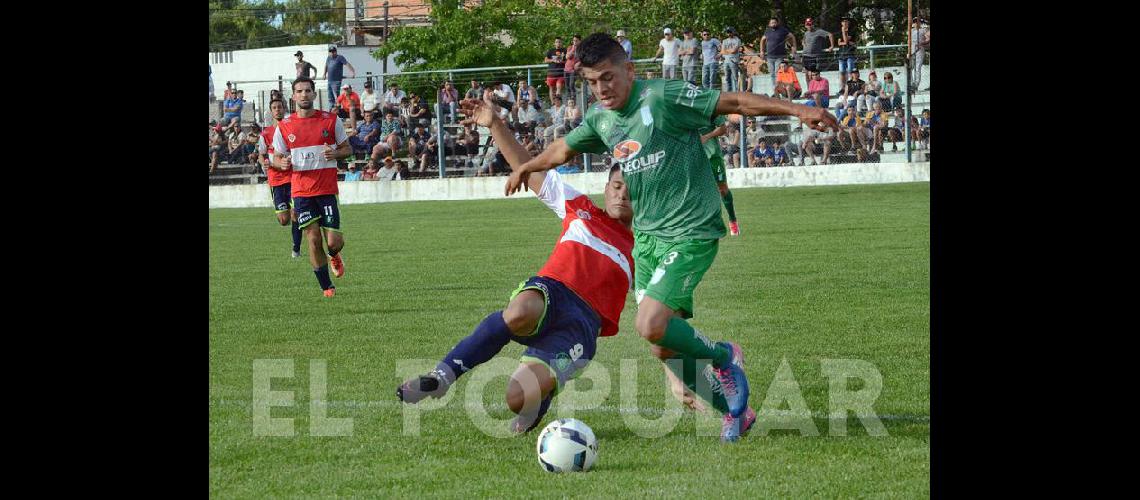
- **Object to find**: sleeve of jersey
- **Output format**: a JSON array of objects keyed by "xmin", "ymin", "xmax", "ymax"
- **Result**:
[
  {"xmin": 334, "ymin": 119, "xmax": 348, "ymax": 144},
  {"xmin": 271, "ymin": 127, "xmax": 288, "ymax": 154},
  {"xmin": 257, "ymin": 135, "xmax": 267, "ymax": 155},
  {"xmin": 660, "ymin": 80, "xmax": 721, "ymax": 133},
  {"xmin": 563, "ymin": 114, "xmax": 607, "ymax": 154},
  {"xmin": 535, "ymin": 170, "xmax": 585, "ymax": 219}
]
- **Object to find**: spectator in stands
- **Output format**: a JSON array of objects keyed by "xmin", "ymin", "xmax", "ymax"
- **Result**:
[
  {"xmin": 800, "ymin": 18, "xmax": 834, "ymax": 73},
  {"xmin": 679, "ymin": 29, "xmax": 699, "ymax": 84},
  {"xmin": 516, "ymin": 80, "xmax": 540, "ymax": 110},
  {"xmin": 616, "ymin": 29, "xmax": 633, "ymax": 59},
  {"xmin": 865, "ymin": 71, "xmax": 882, "ymax": 101},
  {"xmin": 759, "ymin": 18, "xmax": 796, "ymax": 87},
  {"xmin": 917, "ymin": 109, "xmax": 930, "ymax": 149},
  {"xmin": 226, "ymin": 126, "xmax": 243, "ymax": 163},
  {"xmin": 564, "ymin": 34, "xmax": 581, "ymax": 99},
  {"xmin": 879, "ymin": 71, "xmax": 902, "ymax": 111},
  {"xmin": 773, "ymin": 60, "xmax": 802, "ymax": 100},
  {"xmin": 749, "ymin": 140, "xmax": 774, "ymax": 167},
  {"xmin": 564, "ymin": 99, "xmax": 582, "ymax": 129},
  {"xmin": 836, "ymin": 18, "xmax": 857, "ymax": 88},
  {"xmin": 409, "ymin": 95, "xmax": 432, "ymax": 128},
  {"xmin": 654, "ymin": 28, "xmax": 681, "ymax": 80},
  {"xmin": 383, "ymin": 83, "xmax": 406, "ymax": 115},
  {"xmin": 803, "ymin": 69, "xmax": 830, "ymax": 109},
  {"xmin": 490, "ymin": 81, "xmax": 516, "ymax": 110},
  {"xmin": 773, "ymin": 140, "xmax": 790, "ymax": 166},
  {"xmin": 800, "ymin": 120, "xmax": 834, "ymax": 166},
  {"xmin": 884, "ymin": 108, "xmax": 909, "ymax": 152},
  {"xmin": 360, "ymin": 80, "xmax": 380, "ymax": 114},
  {"xmin": 837, "ymin": 69, "xmax": 865, "ymax": 120},
  {"xmin": 515, "ymin": 98, "xmax": 541, "ymax": 134},
  {"xmin": 544, "ymin": 37, "xmax": 567, "ymax": 103},
  {"xmin": 223, "ymin": 81, "xmax": 235, "ymax": 101},
  {"xmin": 719, "ymin": 27, "xmax": 743, "ymax": 91},
  {"xmin": 408, "ymin": 124, "xmax": 431, "ymax": 163},
  {"xmin": 459, "ymin": 123, "xmax": 481, "ymax": 162},
  {"xmin": 223, "ymin": 89, "xmax": 244, "ymax": 127},
  {"xmin": 295, "ymin": 51, "xmax": 317, "ymax": 79},
  {"xmin": 521, "ymin": 131, "xmax": 541, "ymax": 157},
  {"xmin": 699, "ymin": 29, "xmax": 721, "ymax": 89},
  {"xmin": 722, "ymin": 123, "xmax": 741, "ymax": 168},
  {"xmin": 344, "ymin": 163, "xmax": 363, "ymax": 181},
  {"xmin": 838, "ymin": 104, "xmax": 871, "ymax": 152},
  {"xmin": 439, "ymin": 80, "xmax": 460, "ymax": 123},
  {"xmin": 369, "ymin": 110, "xmax": 404, "ymax": 163},
  {"xmin": 466, "ymin": 80, "xmax": 483, "ymax": 100},
  {"xmin": 336, "ymin": 84, "xmax": 362, "ymax": 120},
  {"xmin": 243, "ymin": 124, "xmax": 261, "ymax": 166},
  {"xmin": 910, "ymin": 17, "xmax": 929, "ymax": 93},
  {"xmin": 209, "ymin": 65, "xmax": 215, "ymax": 102},
  {"xmin": 362, "ymin": 159, "xmax": 380, "ymax": 180},
  {"xmin": 379, "ymin": 156, "xmax": 403, "ymax": 180},
  {"xmin": 349, "ymin": 109, "xmax": 381, "ymax": 158},
  {"xmin": 323, "ymin": 46, "xmax": 356, "ymax": 108},
  {"xmin": 864, "ymin": 101, "xmax": 889, "ymax": 154},
  {"xmin": 744, "ymin": 117, "xmax": 762, "ymax": 147},
  {"xmin": 544, "ymin": 95, "xmax": 569, "ymax": 144},
  {"xmin": 209, "ymin": 124, "xmax": 226, "ymax": 174}
]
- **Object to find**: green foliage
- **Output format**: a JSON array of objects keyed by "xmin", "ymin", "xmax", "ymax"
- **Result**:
[{"xmin": 209, "ymin": 0, "xmax": 346, "ymax": 51}]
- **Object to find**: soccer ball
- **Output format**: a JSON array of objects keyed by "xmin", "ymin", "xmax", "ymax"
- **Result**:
[{"xmin": 535, "ymin": 418, "xmax": 598, "ymax": 473}]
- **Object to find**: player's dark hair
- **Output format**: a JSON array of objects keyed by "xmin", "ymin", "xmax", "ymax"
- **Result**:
[
  {"xmin": 269, "ymin": 98, "xmax": 285, "ymax": 109},
  {"xmin": 292, "ymin": 76, "xmax": 316, "ymax": 92},
  {"xmin": 577, "ymin": 33, "xmax": 627, "ymax": 68},
  {"xmin": 608, "ymin": 163, "xmax": 622, "ymax": 179}
]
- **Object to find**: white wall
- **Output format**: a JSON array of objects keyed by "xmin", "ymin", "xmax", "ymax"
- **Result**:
[{"xmin": 209, "ymin": 162, "xmax": 930, "ymax": 209}]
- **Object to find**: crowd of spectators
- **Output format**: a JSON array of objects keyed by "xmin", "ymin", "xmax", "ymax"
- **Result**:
[{"xmin": 212, "ymin": 21, "xmax": 930, "ymax": 179}]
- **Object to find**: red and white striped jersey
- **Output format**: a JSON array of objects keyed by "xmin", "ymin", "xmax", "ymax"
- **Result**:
[
  {"xmin": 271, "ymin": 111, "xmax": 347, "ymax": 197},
  {"xmin": 257, "ymin": 124, "xmax": 291, "ymax": 187},
  {"xmin": 536, "ymin": 171, "xmax": 634, "ymax": 337}
]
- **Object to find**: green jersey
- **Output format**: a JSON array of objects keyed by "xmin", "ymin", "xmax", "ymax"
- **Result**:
[
  {"xmin": 700, "ymin": 114, "xmax": 728, "ymax": 160},
  {"xmin": 565, "ymin": 79, "xmax": 726, "ymax": 241}
]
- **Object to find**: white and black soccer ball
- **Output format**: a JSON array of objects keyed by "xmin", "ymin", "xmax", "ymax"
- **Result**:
[{"xmin": 535, "ymin": 418, "xmax": 598, "ymax": 473}]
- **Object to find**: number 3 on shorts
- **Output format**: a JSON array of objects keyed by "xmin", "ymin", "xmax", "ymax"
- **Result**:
[{"xmin": 649, "ymin": 251, "xmax": 679, "ymax": 286}]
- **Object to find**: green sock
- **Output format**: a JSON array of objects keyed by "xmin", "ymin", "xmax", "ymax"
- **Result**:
[
  {"xmin": 656, "ymin": 317, "xmax": 731, "ymax": 367},
  {"xmin": 722, "ymin": 190, "xmax": 737, "ymax": 222},
  {"xmin": 663, "ymin": 354, "xmax": 730, "ymax": 414}
]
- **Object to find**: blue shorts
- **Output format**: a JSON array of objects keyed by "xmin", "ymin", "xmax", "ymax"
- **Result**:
[
  {"xmin": 510, "ymin": 276, "xmax": 601, "ymax": 392},
  {"xmin": 293, "ymin": 194, "xmax": 341, "ymax": 231},
  {"xmin": 838, "ymin": 57, "xmax": 857, "ymax": 73},
  {"xmin": 270, "ymin": 183, "xmax": 292, "ymax": 214}
]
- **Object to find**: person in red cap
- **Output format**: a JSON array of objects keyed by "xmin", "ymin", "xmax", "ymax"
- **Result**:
[{"xmin": 800, "ymin": 17, "xmax": 834, "ymax": 74}]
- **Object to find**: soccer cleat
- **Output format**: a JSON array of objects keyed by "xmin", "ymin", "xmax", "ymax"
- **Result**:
[
  {"xmin": 712, "ymin": 342, "xmax": 750, "ymax": 418},
  {"xmin": 729, "ymin": 220, "xmax": 741, "ymax": 236},
  {"xmin": 329, "ymin": 254, "xmax": 345, "ymax": 278},
  {"xmin": 721, "ymin": 406, "xmax": 757, "ymax": 443},
  {"xmin": 323, "ymin": 288, "xmax": 336, "ymax": 298},
  {"xmin": 291, "ymin": 249, "xmax": 301, "ymax": 258},
  {"xmin": 397, "ymin": 369, "xmax": 451, "ymax": 404}
]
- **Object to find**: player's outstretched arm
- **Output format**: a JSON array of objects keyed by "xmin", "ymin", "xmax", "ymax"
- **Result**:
[
  {"xmin": 715, "ymin": 92, "xmax": 840, "ymax": 132},
  {"xmin": 459, "ymin": 96, "xmax": 546, "ymax": 194}
]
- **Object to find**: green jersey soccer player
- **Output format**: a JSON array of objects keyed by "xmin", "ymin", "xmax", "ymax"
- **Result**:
[{"xmin": 505, "ymin": 33, "xmax": 839, "ymax": 442}]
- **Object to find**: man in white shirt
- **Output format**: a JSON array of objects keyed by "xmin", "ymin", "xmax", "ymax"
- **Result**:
[
  {"xmin": 515, "ymin": 98, "xmax": 541, "ymax": 134},
  {"xmin": 544, "ymin": 95, "xmax": 568, "ymax": 144},
  {"xmin": 360, "ymin": 80, "xmax": 380, "ymax": 113},
  {"xmin": 383, "ymin": 83, "xmax": 406, "ymax": 115},
  {"xmin": 653, "ymin": 28, "xmax": 682, "ymax": 79},
  {"xmin": 376, "ymin": 156, "xmax": 402, "ymax": 181},
  {"xmin": 616, "ymin": 30, "xmax": 633, "ymax": 59}
]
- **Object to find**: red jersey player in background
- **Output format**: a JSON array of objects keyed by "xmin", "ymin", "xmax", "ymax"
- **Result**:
[
  {"xmin": 398, "ymin": 93, "xmax": 634, "ymax": 435},
  {"xmin": 257, "ymin": 98, "xmax": 303, "ymax": 258},
  {"xmin": 272, "ymin": 77, "xmax": 352, "ymax": 297}
]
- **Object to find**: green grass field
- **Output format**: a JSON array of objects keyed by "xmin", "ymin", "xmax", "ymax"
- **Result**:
[{"xmin": 209, "ymin": 182, "xmax": 930, "ymax": 497}]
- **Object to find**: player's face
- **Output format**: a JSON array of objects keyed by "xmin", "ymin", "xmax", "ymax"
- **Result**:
[
  {"xmin": 270, "ymin": 100, "xmax": 285, "ymax": 121},
  {"xmin": 293, "ymin": 82, "xmax": 315, "ymax": 109},
  {"xmin": 579, "ymin": 58, "xmax": 635, "ymax": 110},
  {"xmin": 603, "ymin": 169, "xmax": 632, "ymax": 223}
]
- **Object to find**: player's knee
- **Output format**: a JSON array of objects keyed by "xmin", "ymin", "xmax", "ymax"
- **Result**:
[
  {"xmin": 276, "ymin": 214, "xmax": 289, "ymax": 226},
  {"xmin": 505, "ymin": 381, "xmax": 527, "ymax": 414},
  {"xmin": 502, "ymin": 298, "xmax": 540, "ymax": 335},
  {"xmin": 635, "ymin": 312, "xmax": 668, "ymax": 343},
  {"xmin": 718, "ymin": 184, "xmax": 728, "ymax": 196}
]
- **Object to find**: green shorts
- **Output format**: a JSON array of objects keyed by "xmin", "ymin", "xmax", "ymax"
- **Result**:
[
  {"xmin": 633, "ymin": 232, "xmax": 719, "ymax": 319},
  {"xmin": 709, "ymin": 153, "xmax": 727, "ymax": 184}
]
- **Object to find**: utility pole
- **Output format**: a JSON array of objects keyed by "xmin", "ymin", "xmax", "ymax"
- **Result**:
[{"xmin": 381, "ymin": 1, "xmax": 389, "ymax": 92}]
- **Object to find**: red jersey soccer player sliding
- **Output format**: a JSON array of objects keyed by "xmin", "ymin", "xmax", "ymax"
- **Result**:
[
  {"xmin": 398, "ymin": 94, "xmax": 634, "ymax": 435},
  {"xmin": 272, "ymin": 77, "xmax": 352, "ymax": 297},
  {"xmin": 257, "ymin": 98, "xmax": 303, "ymax": 258}
]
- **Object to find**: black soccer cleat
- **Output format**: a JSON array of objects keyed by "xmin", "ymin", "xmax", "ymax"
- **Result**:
[{"xmin": 396, "ymin": 370, "xmax": 450, "ymax": 404}]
